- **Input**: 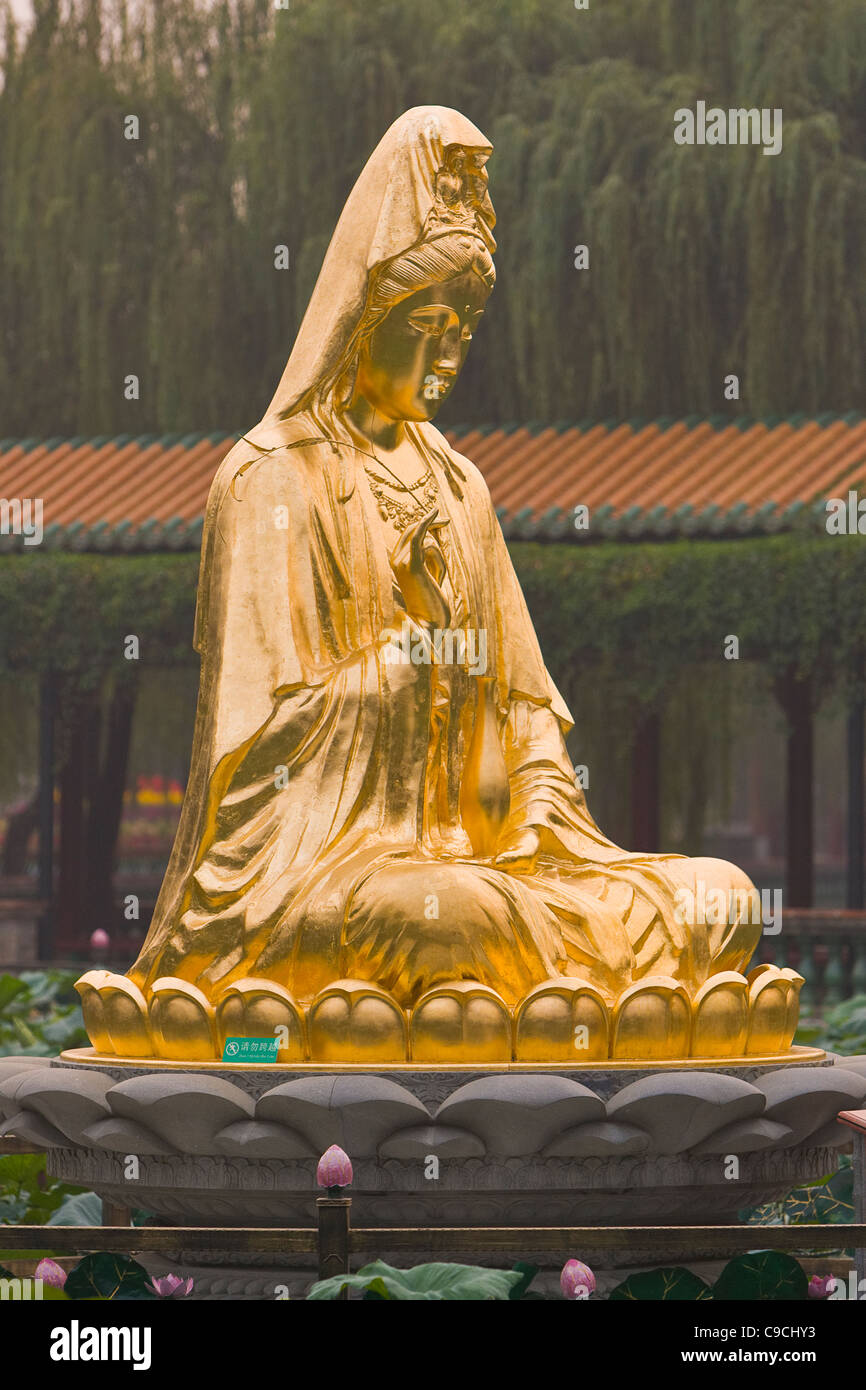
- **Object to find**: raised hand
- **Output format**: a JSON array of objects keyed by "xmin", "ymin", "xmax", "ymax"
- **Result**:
[{"xmin": 389, "ymin": 507, "xmax": 451, "ymax": 628}]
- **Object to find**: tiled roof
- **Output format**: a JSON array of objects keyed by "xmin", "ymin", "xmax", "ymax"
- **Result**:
[{"xmin": 1, "ymin": 415, "xmax": 864, "ymax": 551}]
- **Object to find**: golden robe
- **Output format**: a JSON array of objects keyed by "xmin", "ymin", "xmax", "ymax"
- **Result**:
[{"xmin": 129, "ymin": 410, "xmax": 759, "ymax": 1009}]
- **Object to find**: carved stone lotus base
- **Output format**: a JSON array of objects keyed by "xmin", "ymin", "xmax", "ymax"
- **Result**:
[
  {"xmin": 75, "ymin": 964, "xmax": 804, "ymax": 1064},
  {"xmin": 1, "ymin": 1050, "xmax": 864, "ymax": 1289}
]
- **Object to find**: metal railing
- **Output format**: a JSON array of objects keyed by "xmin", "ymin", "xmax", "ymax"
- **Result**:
[
  {"xmin": 2, "ymin": 1134, "xmax": 865, "ymax": 1287},
  {"xmin": 761, "ymin": 909, "xmax": 866, "ymax": 1014},
  {"xmin": 1, "ymin": 1215, "xmax": 865, "ymax": 1282}
]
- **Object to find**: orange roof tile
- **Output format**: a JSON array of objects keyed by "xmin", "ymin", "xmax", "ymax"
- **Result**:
[{"xmin": 1, "ymin": 417, "xmax": 864, "ymax": 542}]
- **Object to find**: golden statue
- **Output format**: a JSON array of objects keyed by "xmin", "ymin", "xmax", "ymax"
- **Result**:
[{"xmin": 77, "ymin": 108, "xmax": 801, "ymax": 1065}]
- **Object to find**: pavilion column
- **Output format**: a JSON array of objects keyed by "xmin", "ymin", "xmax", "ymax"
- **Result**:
[
  {"xmin": 847, "ymin": 695, "xmax": 865, "ymax": 909},
  {"xmin": 55, "ymin": 692, "xmax": 99, "ymax": 954},
  {"xmin": 776, "ymin": 674, "xmax": 814, "ymax": 908},
  {"xmin": 631, "ymin": 709, "xmax": 661, "ymax": 852},
  {"xmin": 85, "ymin": 679, "xmax": 136, "ymax": 935},
  {"xmin": 36, "ymin": 673, "xmax": 56, "ymax": 957}
]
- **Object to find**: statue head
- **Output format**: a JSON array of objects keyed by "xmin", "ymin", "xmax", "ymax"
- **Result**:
[
  {"xmin": 350, "ymin": 236, "xmax": 495, "ymax": 422},
  {"xmin": 315, "ymin": 143, "xmax": 496, "ymax": 424},
  {"xmin": 241, "ymin": 108, "xmax": 497, "ymax": 447}
]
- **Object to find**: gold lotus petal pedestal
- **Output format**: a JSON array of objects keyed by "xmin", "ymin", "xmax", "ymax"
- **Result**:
[
  {"xmin": 410, "ymin": 982, "xmax": 512, "ymax": 1064},
  {"xmin": 74, "ymin": 967, "xmax": 806, "ymax": 1065},
  {"xmin": 100, "ymin": 975, "xmax": 153, "ymax": 1059},
  {"xmin": 216, "ymin": 980, "xmax": 306, "ymax": 1062},
  {"xmin": 611, "ymin": 979, "xmax": 692, "ymax": 1062},
  {"xmin": 515, "ymin": 980, "xmax": 610, "ymax": 1062},
  {"xmin": 747, "ymin": 966, "xmax": 805, "ymax": 1055},
  {"xmin": 692, "ymin": 972, "xmax": 750, "ymax": 1058},
  {"xmin": 75, "ymin": 971, "xmax": 114, "ymax": 1056},
  {"xmin": 308, "ymin": 980, "xmax": 407, "ymax": 1063},
  {"xmin": 149, "ymin": 978, "xmax": 217, "ymax": 1062}
]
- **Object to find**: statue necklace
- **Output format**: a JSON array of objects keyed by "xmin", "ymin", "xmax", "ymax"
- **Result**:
[
  {"xmin": 364, "ymin": 456, "xmax": 439, "ymax": 530},
  {"xmin": 360, "ymin": 411, "xmax": 440, "ymax": 532},
  {"xmin": 237, "ymin": 413, "xmax": 440, "ymax": 531}
]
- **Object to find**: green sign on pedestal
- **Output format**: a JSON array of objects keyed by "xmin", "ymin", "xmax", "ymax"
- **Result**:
[{"xmin": 221, "ymin": 1037, "xmax": 280, "ymax": 1063}]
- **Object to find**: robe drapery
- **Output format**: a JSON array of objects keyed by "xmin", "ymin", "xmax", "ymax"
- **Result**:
[{"xmin": 129, "ymin": 413, "xmax": 759, "ymax": 1006}]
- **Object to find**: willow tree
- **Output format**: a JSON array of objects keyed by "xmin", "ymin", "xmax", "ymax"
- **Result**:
[{"xmin": 1, "ymin": 0, "xmax": 865, "ymax": 431}]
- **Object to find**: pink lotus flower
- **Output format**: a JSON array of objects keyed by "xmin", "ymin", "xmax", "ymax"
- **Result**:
[
  {"xmin": 35, "ymin": 1259, "xmax": 67, "ymax": 1289},
  {"xmin": 145, "ymin": 1274, "xmax": 194, "ymax": 1298},
  {"xmin": 90, "ymin": 928, "xmax": 110, "ymax": 961},
  {"xmin": 316, "ymin": 1144, "xmax": 353, "ymax": 1189},
  {"xmin": 561, "ymin": 1259, "xmax": 595, "ymax": 1300},
  {"xmin": 808, "ymin": 1274, "xmax": 836, "ymax": 1299}
]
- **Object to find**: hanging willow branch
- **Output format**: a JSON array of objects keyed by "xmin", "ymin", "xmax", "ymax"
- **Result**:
[{"xmin": 1, "ymin": 0, "xmax": 865, "ymax": 436}]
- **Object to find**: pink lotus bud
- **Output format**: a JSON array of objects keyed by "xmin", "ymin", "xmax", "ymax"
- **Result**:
[
  {"xmin": 90, "ymin": 929, "xmax": 110, "ymax": 950},
  {"xmin": 145, "ymin": 1273, "xmax": 194, "ymax": 1298},
  {"xmin": 560, "ymin": 1259, "xmax": 595, "ymax": 1300},
  {"xmin": 808, "ymin": 1274, "xmax": 836, "ymax": 1299},
  {"xmin": 316, "ymin": 1144, "xmax": 353, "ymax": 1189},
  {"xmin": 35, "ymin": 1258, "xmax": 67, "ymax": 1289}
]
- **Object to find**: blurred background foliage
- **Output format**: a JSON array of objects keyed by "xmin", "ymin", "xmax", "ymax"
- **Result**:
[
  {"xmin": 0, "ymin": 969, "xmax": 88, "ymax": 1053},
  {"xmin": 1, "ymin": 0, "xmax": 865, "ymax": 436}
]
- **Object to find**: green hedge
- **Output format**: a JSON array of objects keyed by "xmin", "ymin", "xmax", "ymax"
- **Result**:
[
  {"xmin": 0, "ymin": 553, "xmax": 198, "ymax": 689},
  {"xmin": 1, "ymin": 532, "xmax": 864, "ymax": 712},
  {"xmin": 514, "ymin": 532, "xmax": 866, "ymax": 713}
]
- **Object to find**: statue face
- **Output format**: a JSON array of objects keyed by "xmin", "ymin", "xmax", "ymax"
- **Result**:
[{"xmin": 355, "ymin": 269, "xmax": 490, "ymax": 422}]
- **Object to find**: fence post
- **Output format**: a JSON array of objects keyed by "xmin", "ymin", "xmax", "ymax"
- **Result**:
[
  {"xmin": 855, "ymin": 1131, "xmax": 866, "ymax": 1294},
  {"xmin": 317, "ymin": 1196, "xmax": 351, "ymax": 1290},
  {"xmin": 102, "ymin": 1200, "xmax": 132, "ymax": 1227},
  {"xmin": 838, "ymin": 1110, "xmax": 866, "ymax": 1294}
]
